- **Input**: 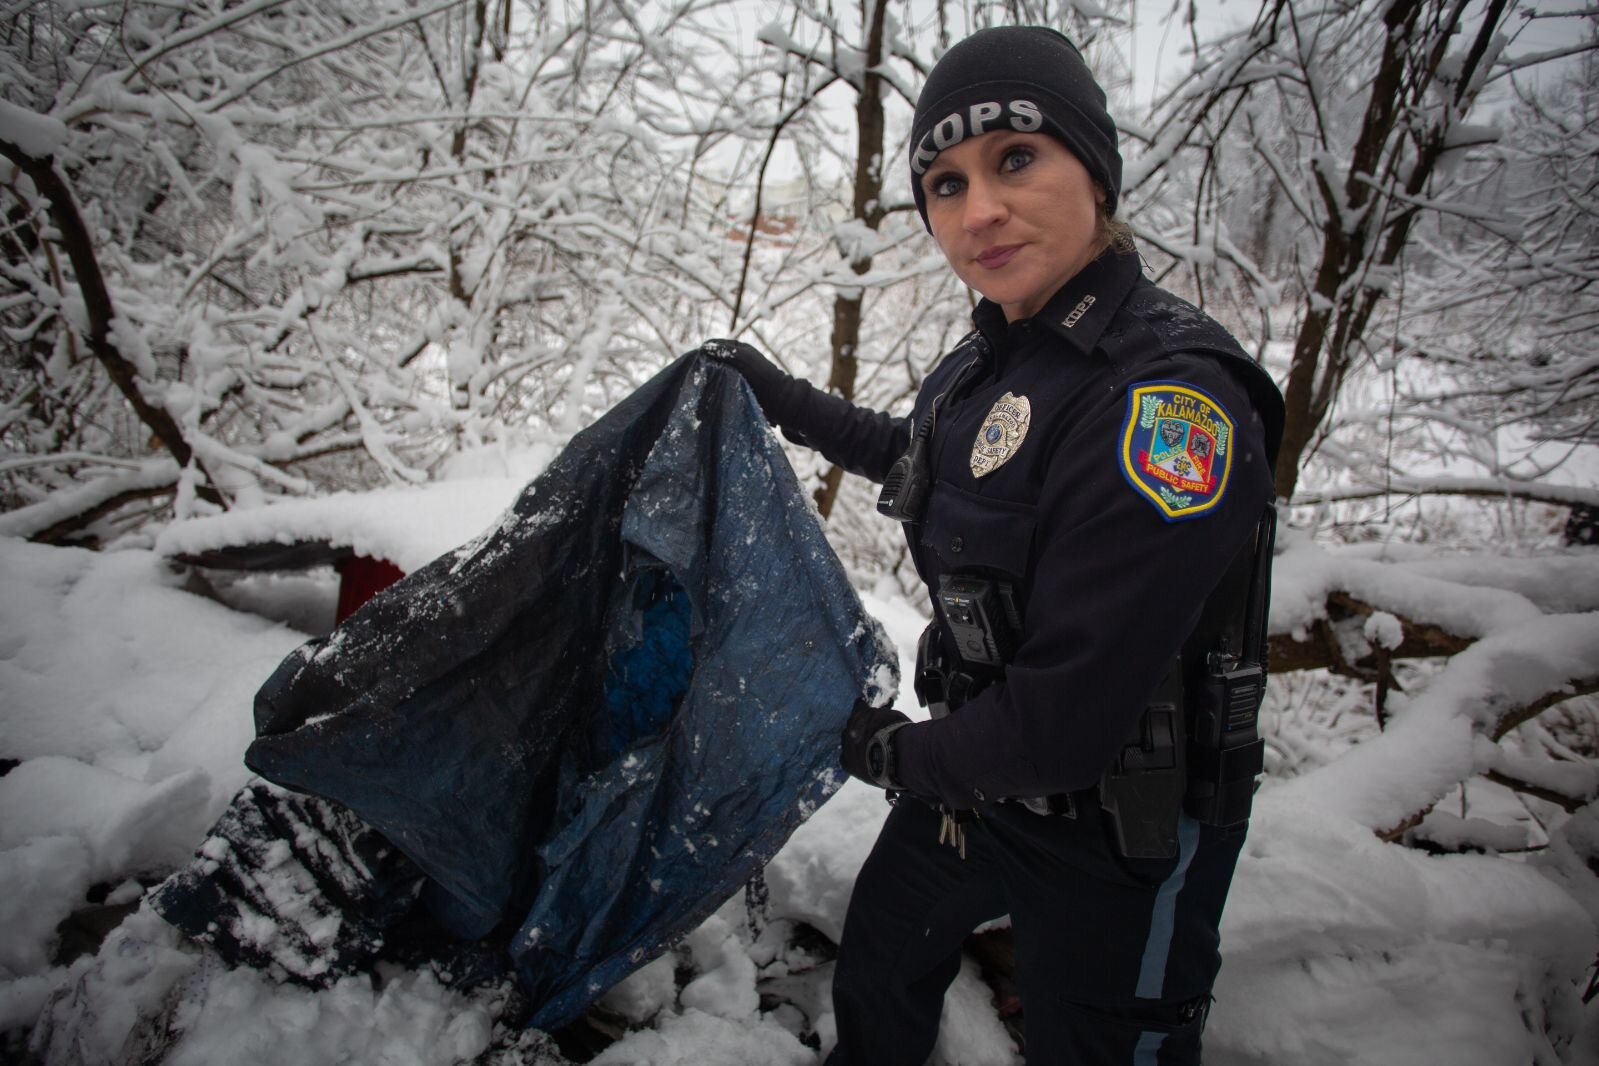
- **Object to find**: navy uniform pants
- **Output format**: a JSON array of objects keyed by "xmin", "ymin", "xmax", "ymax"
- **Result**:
[{"xmin": 828, "ymin": 796, "xmax": 1245, "ymax": 1065}]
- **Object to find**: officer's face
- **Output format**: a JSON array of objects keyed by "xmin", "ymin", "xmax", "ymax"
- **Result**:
[{"xmin": 921, "ymin": 132, "xmax": 1105, "ymax": 322}]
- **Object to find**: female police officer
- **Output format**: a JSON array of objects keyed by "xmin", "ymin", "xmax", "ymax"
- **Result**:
[{"xmin": 713, "ymin": 25, "xmax": 1282, "ymax": 1065}]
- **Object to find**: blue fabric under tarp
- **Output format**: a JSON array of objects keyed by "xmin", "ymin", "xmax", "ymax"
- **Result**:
[{"xmin": 234, "ymin": 350, "xmax": 897, "ymax": 1028}]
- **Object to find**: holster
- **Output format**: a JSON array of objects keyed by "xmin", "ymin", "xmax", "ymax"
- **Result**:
[{"xmin": 1099, "ymin": 659, "xmax": 1185, "ymax": 860}]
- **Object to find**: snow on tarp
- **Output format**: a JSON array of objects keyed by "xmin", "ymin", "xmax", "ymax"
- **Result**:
[{"xmin": 231, "ymin": 350, "xmax": 897, "ymax": 1029}]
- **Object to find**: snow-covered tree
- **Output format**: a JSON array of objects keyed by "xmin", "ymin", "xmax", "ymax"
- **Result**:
[
  {"xmin": 3, "ymin": 2, "xmax": 1599, "ymax": 1058},
  {"xmin": 1124, "ymin": 0, "xmax": 1598, "ymax": 512},
  {"xmin": 0, "ymin": 0, "xmax": 765, "ymax": 542}
]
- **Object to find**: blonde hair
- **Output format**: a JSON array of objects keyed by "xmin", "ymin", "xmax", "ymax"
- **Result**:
[{"xmin": 1096, "ymin": 192, "xmax": 1135, "ymax": 255}]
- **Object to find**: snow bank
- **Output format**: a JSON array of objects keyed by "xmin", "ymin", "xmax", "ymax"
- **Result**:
[
  {"xmin": 0, "ymin": 538, "xmax": 303, "ymax": 993},
  {"xmin": 1215, "ymin": 795, "xmax": 1592, "ymax": 1064},
  {"xmin": 2, "ymin": 536, "xmax": 1596, "ymax": 1064},
  {"xmin": 0, "ymin": 758, "xmax": 210, "ymax": 880},
  {"xmin": 1, "ymin": 541, "xmax": 301, "ymax": 770}
]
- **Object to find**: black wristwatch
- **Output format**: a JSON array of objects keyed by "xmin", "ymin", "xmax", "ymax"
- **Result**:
[{"xmin": 865, "ymin": 720, "xmax": 910, "ymax": 790}]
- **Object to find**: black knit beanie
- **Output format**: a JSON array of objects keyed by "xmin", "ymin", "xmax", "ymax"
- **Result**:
[{"xmin": 908, "ymin": 26, "xmax": 1122, "ymax": 230}]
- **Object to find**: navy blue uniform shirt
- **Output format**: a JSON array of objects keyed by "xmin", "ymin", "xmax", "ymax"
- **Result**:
[{"xmin": 766, "ymin": 245, "xmax": 1281, "ymax": 811}]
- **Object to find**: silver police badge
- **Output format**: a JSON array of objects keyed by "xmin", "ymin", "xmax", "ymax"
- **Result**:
[{"xmin": 970, "ymin": 392, "xmax": 1032, "ymax": 477}]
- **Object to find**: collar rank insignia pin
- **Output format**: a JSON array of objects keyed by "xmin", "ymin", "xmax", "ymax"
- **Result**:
[{"xmin": 970, "ymin": 392, "xmax": 1031, "ymax": 478}]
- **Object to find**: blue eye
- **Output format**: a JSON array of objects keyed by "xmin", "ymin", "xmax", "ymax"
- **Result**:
[
  {"xmin": 929, "ymin": 174, "xmax": 964, "ymax": 199},
  {"xmin": 1002, "ymin": 147, "xmax": 1034, "ymax": 172}
]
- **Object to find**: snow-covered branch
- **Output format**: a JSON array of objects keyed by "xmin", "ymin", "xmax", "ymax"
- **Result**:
[
  {"xmin": 1277, "ymin": 613, "xmax": 1599, "ymax": 835},
  {"xmin": 1293, "ymin": 476, "xmax": 1599, "ymax": 510},
  {"xmin": 0, "ymin": 459, "xmax": 183, "ymax": 541},
  {"xmin": 1262, "ymin": 528, "xmax": 1599, "ymax": 838}
]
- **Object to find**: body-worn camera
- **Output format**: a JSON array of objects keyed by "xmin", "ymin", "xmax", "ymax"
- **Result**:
[
  {"xmin": 913, "ymin": 574, "xmax": 1020, "ymax": 720},
  {"xmin": 937, "ymin": 574, "xmax": 1022, "ymax": 670}
]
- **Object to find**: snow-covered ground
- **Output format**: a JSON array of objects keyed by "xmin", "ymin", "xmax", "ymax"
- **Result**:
[{"xmin": 3, "ymin": 479, "xmax": 1598, "ymax": 1063}]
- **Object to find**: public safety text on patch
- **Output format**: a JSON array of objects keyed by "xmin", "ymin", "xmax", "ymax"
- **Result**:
[{"xmin": 1118, "ymin": 382, "xmax": 1234, "ymax": 520}]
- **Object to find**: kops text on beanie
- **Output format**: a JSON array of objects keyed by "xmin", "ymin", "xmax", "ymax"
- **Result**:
[{"xmin": 908, "ymin": 26, "xmax": 1122, "ymax": 229}]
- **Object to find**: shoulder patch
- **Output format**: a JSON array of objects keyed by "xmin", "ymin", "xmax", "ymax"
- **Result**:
[{"xmin": 1118, "ymin": 381, "xmax": 1234, "ymax": 521}]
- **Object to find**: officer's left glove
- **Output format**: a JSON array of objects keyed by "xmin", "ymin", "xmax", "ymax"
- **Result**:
[
  {"xmin": 702, "ymin": 339, "xmax": 791, "ymax": 417},
  {"xmin": 840, "ymin": 700, "xmax": 912, "ymax": 790}
]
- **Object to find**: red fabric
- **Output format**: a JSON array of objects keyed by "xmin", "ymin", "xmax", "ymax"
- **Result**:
[{"xmin": 334, "ymin": 556, "xmax": 406, "ymax": 624}]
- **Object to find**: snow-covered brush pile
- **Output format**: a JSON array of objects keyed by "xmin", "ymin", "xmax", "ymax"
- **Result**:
[{"xmin": 2, "ymin": 518, "xmax": 1598, "ymax": 1064}]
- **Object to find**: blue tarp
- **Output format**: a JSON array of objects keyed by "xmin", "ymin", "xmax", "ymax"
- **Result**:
[{"xmin": 237, "ymin": 350, "xmax": 897, "ymax": 1028}]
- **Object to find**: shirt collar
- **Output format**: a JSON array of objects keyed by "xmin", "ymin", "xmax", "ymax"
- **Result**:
[{"xmin": 972, "ymin": 243, "xmax": 1143, "ymax": 359}]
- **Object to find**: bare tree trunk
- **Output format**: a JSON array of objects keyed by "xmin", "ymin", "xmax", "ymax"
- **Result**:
[
  {"xmin": 1274, "ymin": 0, "xmax": 1511, "ymax": 500},
  {"xmin": 815, "ymin": 0, "xmax": 889, "ymax": 519},
  {"xmin": 443, "ymin": 0, "xmax": 498, "ymax": 410},
  {"xmin": 1274, "ymin": 0, "xmax": 1421, "ymax": 500}
]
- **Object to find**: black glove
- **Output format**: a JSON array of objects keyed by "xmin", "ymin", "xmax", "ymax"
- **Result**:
[
  {"xmin": 702, "ymin": 339, "xmax": 791, "ymax": 416},
  {"xmin": 840, "ymin": 700, "xmax": 911, "ymax": 790}
]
